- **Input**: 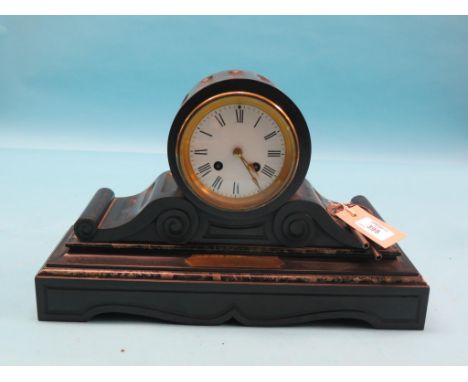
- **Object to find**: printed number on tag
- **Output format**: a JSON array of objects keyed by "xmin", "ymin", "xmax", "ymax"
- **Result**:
[{"xmin": 334, "ymin": 205, "xmax": 406, "ymax": 248}]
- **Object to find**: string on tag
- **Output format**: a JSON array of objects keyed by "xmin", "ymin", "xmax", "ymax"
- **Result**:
[
  {"xmin": 343, "ymin": 204, "xmax": 357, "ymax": 217},
  {"xmin": 326, "ymin": 202, "xmax": 383, "ymax": 261}
]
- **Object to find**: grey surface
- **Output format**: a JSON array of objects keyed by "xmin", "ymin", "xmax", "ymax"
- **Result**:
[{"xmin": 0, "ymin": 148, "xmax": 467, "ymax": 365}]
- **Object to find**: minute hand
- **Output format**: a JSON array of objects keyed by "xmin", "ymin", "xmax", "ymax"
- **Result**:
[{"xmin": 233, "ymin": 148, "xmax": 261, "ymax": 191}]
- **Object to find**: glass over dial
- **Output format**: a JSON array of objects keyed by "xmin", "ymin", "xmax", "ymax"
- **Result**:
[{"xmin": 176, "ymin": 93, "xmax": 299, "ymax": 211}]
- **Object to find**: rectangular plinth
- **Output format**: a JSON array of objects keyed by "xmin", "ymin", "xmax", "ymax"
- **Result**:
[{"xmin": 35, "ymin": 228, "xmax": 429, "ymax": 329}]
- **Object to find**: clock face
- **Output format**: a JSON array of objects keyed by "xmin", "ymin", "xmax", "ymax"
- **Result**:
[{"xmin": 176, "ymin": 93, "xmax": 299, "ymax": 211}]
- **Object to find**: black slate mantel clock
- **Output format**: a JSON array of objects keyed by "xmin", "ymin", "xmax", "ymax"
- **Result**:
[{"xmin": 35, "ymin": 70, "xmax": 429, "ymax": 329}]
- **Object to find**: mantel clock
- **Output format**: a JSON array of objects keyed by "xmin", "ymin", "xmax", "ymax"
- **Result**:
[{"xmin": 35, "ymin": 70, "xmax": 429, "ymax": 329}]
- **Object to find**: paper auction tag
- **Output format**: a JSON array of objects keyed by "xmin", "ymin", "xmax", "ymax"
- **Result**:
[{"xmin": 335, "ymin": 205, "xmax": 406, "ymax": 248}]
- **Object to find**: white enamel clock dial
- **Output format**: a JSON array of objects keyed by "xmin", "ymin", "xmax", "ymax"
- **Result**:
[
  {"xmin": 190, "ymin": 104, "xmax": 286, "ymax": 199},
  {"xmin": 176, "ymin": 93, "xmax": 299, "ymax": 211}
]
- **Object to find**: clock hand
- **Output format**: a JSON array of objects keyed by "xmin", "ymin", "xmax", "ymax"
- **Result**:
[{"xmin": 233, "ymin": 147, "xmax": 262, "ymax": 191}]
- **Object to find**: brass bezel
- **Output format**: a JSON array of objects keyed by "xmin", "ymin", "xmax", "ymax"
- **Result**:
[{"xmin": 176, "ymin": 91, "xmax": 299, "ymax": 211}]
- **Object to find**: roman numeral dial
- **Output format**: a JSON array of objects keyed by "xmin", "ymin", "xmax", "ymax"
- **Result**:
[
  {"xmin": 214, "ymin": 113, "xmax": 226, "ymax": 127},
  {"xmin": 261, "ymin": 165, "xmax": 276, "ymax": 178},
  {"xmin": 180, "ymin": 94, "xmax": 298, "ymax": 211},
  {"xmin": 197, "ymin": 162, "xmax": 212, "ymax": 177},
  {"xmin": 235, "ymin": 106, "xmax": 244, "ymax": 123},
  {"xmin": 212, "ymin": 176, "xmax": 223, "ymax": 191}
]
